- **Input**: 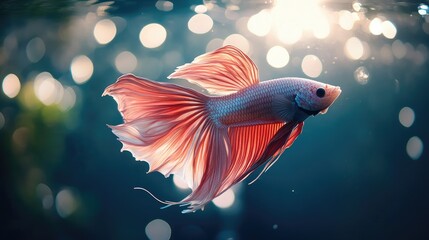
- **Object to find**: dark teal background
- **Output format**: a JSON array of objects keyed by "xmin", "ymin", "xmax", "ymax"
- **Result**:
[{"xmin": 1, "ymin": 1, "xmax": 428, "ymax": 239}]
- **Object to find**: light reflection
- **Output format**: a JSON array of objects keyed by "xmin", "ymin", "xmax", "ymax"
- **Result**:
[
  {"xmin": 399, "ymin": 107, "xmax": 415, "ymax": 128},
  {"xmin": 115, "ymin": 51, "xmax": 138, "ymax": 73},
  {"xmin": 56, "ymin": 188, "xmax": 78, "ymax": 218},
  {"xmin": 212, "ymin": 189, "xmax": 235, "ymax": 209},
  {"xmin": 344, "ymin": 37, "xmax": 364, "ymax": 60},
  {"xmin": 2, "ymin": 73, "xmax": 21, "ymax": 98},
  {"xmin": 188, "ymin": 14, "xmax": 213, "ymax": 34},
  {"xmin": 139, "ymin": 23, "xmax": 167, "ymax": 48},
  {"xmin": 145, "ymin": 219, "xmax": 172, "ymax": 240},
  {"xmin": 406, "ymin": 136, "xmax": 423, "ymax": 160},
  {"xmin": 266, "ymin": 46, "xmax": 289, "ymax": 68},
  {"xmin": 93, "ymin": 19, "xmax": 117, "ymax": 45},
  {"xmin": 26, "ymin": 37, "xmax": 46, "ymax": 63},
  {"xmin": 70, "ymin": 55, "xmax": 94, "ymax": 84},
  {"xmin": 301, "ymin": 55, "xmax": 323, "ymax": 78},
  {"xmin": 223, "ymin": 34, "xmax": 249, "ymax": 54},
  {"xmin": 272, "ymin": 0, "xmax": 328, "ymax": 44}
]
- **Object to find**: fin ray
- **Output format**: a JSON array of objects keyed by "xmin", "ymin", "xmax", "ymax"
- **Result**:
[{"xmin": 168, "ymin": 45, "xmax": 259, "ymax": 95}]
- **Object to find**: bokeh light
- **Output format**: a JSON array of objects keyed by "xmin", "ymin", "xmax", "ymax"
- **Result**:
[
  {"xmin": 344, "ymin": 37, "xmax": 364, "ymax": 60},
  {"xmin": 2, "ymin": 73, "xmax": 21, "ymax": 98},
  {"xmin": 188, "ymin": 14, "xmax": 213, "ymax": 34},
  {"xmin": 392, "ymin": 40, "xmax": 407, "ymax": 59},
  {"xmin": 212, "ymin": 189, "xmax": 235, "ymax": 209},
  {"xmin": 70, "ymin": 55, "xmax": 94, "ymax": 84},
  {"xmin": 266, "ymin": 46, "xmax": 289, "ymax": 68},
  {"xmin": 56, "ymin": 188, "xmax": 78, "ymax": 218},
  {"xmin": 353, "ymin": 66, "xmax": 370, "ymax": 85},
  {"xmin": 34, "ymin": 72, "xmax": 64, "ymax": 106},
  {"xmin": 173, "ymin": 175, "xmax": 189, "ymax": 189},
  {"xmin": 247, "ymin": 10, "xmax": 272, "ymax": 37},
  {"xmin": 36, "ymin": 183, "xmax": 54, "ymax": 210},
  {"xmin": 406, "ymin": 136, "xmax": 423, "ymax": 160},
  {"xmin": 26, "ymin": 37, "xmax": 46, "ymax": 63},
  {"xmin": 277, "ymin": 23, "xmax": 302, "ymax": 45},
  {"xmin": 399, "ymin": 107, "xmax": 415, "ymax": 128},
  {"xmin": 369, "ymin": 18, "xmax": 383, "ymax": 35},
  {"xmin": 93, "ymin": 19, "xmax": 117, "ymax": 45},
  {"xmin": 382, "ymin": 20, "xmax": 397, "ymax": 39},
  {"xmin": 194, "ymin": 5, "xmax": 207, "ymax": 14},
  {"xmin": 155, "ymin": 1, "xmax": 173, "ymax": 12},
  {"xmin": 58, "ymin": 87, "xmax": 77, "ymax": 111},
  {"xmin": 272, "ymin": 0, "xmax": 329, "ymax": 44},
  {"xmin": 223, "ymin": 34, "xmax": 249, "ymax": 54},
  {"xmin": 338, "ymin": 10, "xmax": 355, "ymax": 30},
  {"xmin": 206, "ymin": 38, "xmax": 224, "ymax": 52},
  {"xmin": 114, "ymin": 51, "xmax": 138, "ymax": 73},
  {"xmin": 313, "ymin": 17, "xmax": 330, "ymax": 39},
  {"xmin": 139, "ymin": 23, "xmax": 167, "ymax": 48},
  {"xmin": 301, "ymin": 55, "xmax": 323, "ymax": 78},
  {"xmin": 145, "ymin": 219, "xmax": 172, "ymax": 240}
]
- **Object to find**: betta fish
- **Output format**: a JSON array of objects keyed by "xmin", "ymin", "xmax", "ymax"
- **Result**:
[{"xmin": 103, "ymin": 45, "xmax": 341, "ymax": 213}]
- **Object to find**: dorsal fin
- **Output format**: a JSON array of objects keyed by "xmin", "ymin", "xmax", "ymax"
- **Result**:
[{"xmin": 168, "ymin": 45, "xmax": 260, "ymax": 95}]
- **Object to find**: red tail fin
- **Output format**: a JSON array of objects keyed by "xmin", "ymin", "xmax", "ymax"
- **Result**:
[{"xmin": 103, "ymin": 74, "xmax": 230, "ymax": 212}]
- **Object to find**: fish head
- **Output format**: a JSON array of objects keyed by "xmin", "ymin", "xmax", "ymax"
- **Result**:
[{"xmin": 295, "ymin": 80, "xmax": 341, "ymax": 115}]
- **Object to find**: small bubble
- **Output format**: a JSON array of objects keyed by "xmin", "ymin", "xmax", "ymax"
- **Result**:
[
  {"xmin": 352, "ymin": 2, "xmax": 362, "ymax": 12},
  {"xmin": 354, "ymin": 66, "xmax": 369, "ymax": 85},
  {"xmin": 418, "ymin": 4, "xmax": 429, "ymax": 16},
  {"xmin": 291, "ymin": 189, "xmax": 295, "ymax": 192}
]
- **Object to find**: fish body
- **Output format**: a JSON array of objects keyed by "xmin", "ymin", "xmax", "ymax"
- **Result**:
[
  {"xmin": 208, "ymin": 77, "xmax": 339, "ymax": 127},
  {"xmin": 103, "ymin": 46, "xmax": 341, "ymax": 213}
]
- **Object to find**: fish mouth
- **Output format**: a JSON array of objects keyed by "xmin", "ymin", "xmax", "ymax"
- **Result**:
[
  {"xmin": 319, "ymin": 86, "xmax": 341, "ymax": 114},
  {"xmin": 333, "ymin": 86, "xmax": 342, "ymax": 97}
]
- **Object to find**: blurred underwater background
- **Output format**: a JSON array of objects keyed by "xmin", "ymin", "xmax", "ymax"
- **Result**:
[{"xmin": 1, "ymin": 0, "xmax": 429, "ymax": 239}]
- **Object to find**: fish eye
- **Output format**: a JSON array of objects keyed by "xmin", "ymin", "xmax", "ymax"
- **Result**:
[{"xmin": 316, "ymin": 88, "xmax": 325, "ymax": 98}]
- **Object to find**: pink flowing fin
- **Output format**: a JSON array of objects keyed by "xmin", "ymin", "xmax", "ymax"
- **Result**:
[
  {"xmin": 247, "ymin": 122, "xmax": 304, "ymax": 184},
  {"xmin": 103, "ymin": 74, "xmax": 231, "ymax": 212},
  {"xmin": 217, "ymin": 122, "xmax": 304, "ymax": 193},
  {"xmin": 168, "ymin": 45, "xmax": 259, "ymax": 95}
]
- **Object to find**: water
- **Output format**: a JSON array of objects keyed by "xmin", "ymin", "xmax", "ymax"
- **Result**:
[{"xmin": 1, "ymin": 0, "xmax": 428, "ymax": 239}]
